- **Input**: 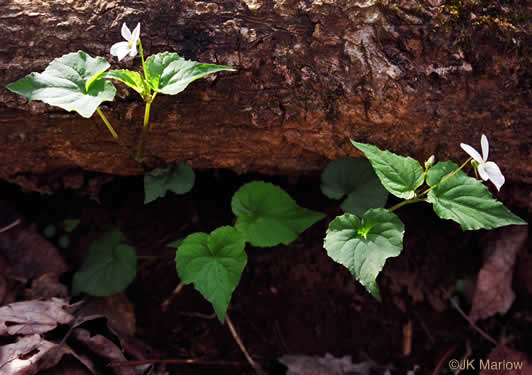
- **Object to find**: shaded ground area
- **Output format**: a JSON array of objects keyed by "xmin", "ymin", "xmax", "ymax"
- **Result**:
[{"xmin": 0, "ymin": 169, "xmax": 530, "ymax": 374}]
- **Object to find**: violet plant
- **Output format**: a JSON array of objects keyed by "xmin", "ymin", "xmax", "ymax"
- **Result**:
[
  {"xmin": 6, "ymin": 22, "xmax": 326, "ymax": 324},
  {"xmin": 69, "ymin": 181, "xmax": 324, "ymax": 323},
  {"xmin": 7, "ymin": 22, "xmax": 234, "ymax": 199},
  {"xmin": 6, "ymin": 22, "xmax": 526, "ymax": 324},
  {"xmin": 322, "ymin": 135, "xmax": 527, "ymax": 300}
]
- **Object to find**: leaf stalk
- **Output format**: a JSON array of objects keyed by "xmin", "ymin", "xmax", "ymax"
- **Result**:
[
  {"xmin": 136, "ymin": 92, "xmax": 157, "ymax": 161},
  {"xmin": 389, "ymin": 197, "xmax": 423, "ymax": 212},
  {"xmin": 389, "ymin": 157, "xmax": 472, "ymax": 212},
  {"xmin": 96, "ymin": 108, "xmax": 136, "ymax": 160},
  {"xmin": 138, "ymin": 39, "xmax": 148, "ymax": 80},
  {"xmin": 417, "ymin": 157, "xmax": 472, "ymax": 198}
]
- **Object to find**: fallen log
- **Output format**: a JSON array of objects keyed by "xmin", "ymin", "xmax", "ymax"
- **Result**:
[{"xmin": 0, "ymin": 0, "xmax": 529, "ymax": 209}]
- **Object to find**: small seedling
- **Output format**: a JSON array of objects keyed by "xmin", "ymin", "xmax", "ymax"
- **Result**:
[
  {"xmin": 72, "ymin": 230, "xmax": 136, "ymax": 296},
  {"xmin": 72, "ymin": 181, "xmax": 324, "ymax": 320},
  {"xmin": 174, "ymin": 226, "xmax": 247, "ymax": 323},
  {"xmin": 144, "ymin": 164, "xmax": 195, "ymax": 204},
  {"xmin": 170, "ymin": 181, "xmax": 325, "ymax": 322}
]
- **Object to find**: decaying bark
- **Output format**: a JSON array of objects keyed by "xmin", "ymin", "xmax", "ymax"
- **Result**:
[{"xmin": 0, "ymin": 0, "xmax": 530, "ymax": 205}]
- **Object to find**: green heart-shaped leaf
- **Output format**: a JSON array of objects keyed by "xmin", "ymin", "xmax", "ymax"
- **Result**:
[
  {"xmin": 7, "ymin": 51, "xmax": 115, "ymax": 118},
  {"xmin": 72, "ymin": 230, "xmax": 136, "ymax": 296},
  {"xmin": 232, "ymin": 181, "xmax": 326, "ymax": 247},
  {"xmin": 173, "ymin": 226, "xmax": 247, "ymax": 323},
  {"xmin": 427, "ymin": 162, "xmax": 526, "ymax": 230},
  {"xmin": 351, "ymin": 140, "xmax": 424, "ymax": 199},
  {"xmin": 105, "ymin": 69, "xmax": 148, "ymax": 97},
  {"xmin": 324, "ymin": 209, "xmax": 404, "ymax": 300},
  {"xmin": 145, "ymin": 52, "xmax": 234, "ymax": 95},
  {"xmin": 321, "ymin": 158, "xmax": 388, "ymax": 216},
  {"xmin": 144, "ymin": 164, "xmax": 195, "ymax": 204}
]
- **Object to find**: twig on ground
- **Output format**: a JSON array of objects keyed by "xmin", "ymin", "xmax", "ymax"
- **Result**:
[
  {"xmin": 177, "ymin": 311, "xmax": 217, "ymax": 319},
  {"xmin": 0, "ymin": 219, "xmax": 21, "ymax": 233},
  {"xmin": 413, "ymin": 310, "xmax": 436, "ymax": 344},
  {"xmin": 109, "ymin": 358, "xmax": 247, "ymax": 367},
  {"xmin": 441, "ymin": 288, "xmax": 497, "ymax": 345},
  {"xmin": 432, "ymin": 344, "xmax": 457, "ymax": 375},
  {"xmin": 226, "ymin": 313, "xmax": 267, "ymax": 375},
  {"xmin": 161, "ymin": 281, "xmax": 184, "ymax": 311},
  {"xmin": 275, "ymin": 320, "xmax": 289, "ymax": 352}
]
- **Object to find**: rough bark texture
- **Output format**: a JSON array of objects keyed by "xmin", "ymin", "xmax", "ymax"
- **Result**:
[{"xmin": 0, "ymin": 1, "xmax": 530, "ymax": 206}]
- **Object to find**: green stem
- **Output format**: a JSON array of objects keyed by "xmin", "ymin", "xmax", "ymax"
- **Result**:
[
  {"xmin": 97, "ymin": 108, "xmax": 118, "ymax": 139},
  {"xmin": 136, "ymin": 93, "xmax": 157, "ymax": 161},
  {"xmin": 96, "ymin": 108, "xmax": 135, "ymax": 160},
  {"xmin": 417, "ymin": 157, "xmax": 472, "ymax": 199},
  {"xmin": 137, "ymin": 255, "xmax": 161, "ymax": 260},
  {"xmin": 389, "ymin": 197, "xmax": 424, "ymax": 212},
  {"xmin": 138, "ymin": 39, "xmax": 148, "ymax": 80},
  {"xmin": 389, "ymin": 157, "xmax": 472, "ymax": 212}
]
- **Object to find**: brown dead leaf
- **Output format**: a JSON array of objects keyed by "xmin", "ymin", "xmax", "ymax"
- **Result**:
[
  {"xmin": 39, "ymin": 358, "xmax": 93, "ymax": 375},
  {"xmin": 0, "ymin": 256, "xmax": 16, "ymax": 307},
  {"xmin": 0, "ymin": 334, "xmax": 98, "ymax": 375},
  {"xmin": 81, "ymin": 294, "xmax": 136, "ymax": 336},
  {"xmin": 479, "ymin": 344, "xmax": 532, "ymax": 375},
  {"xmin": 279, "ymin": 354, "xmax": 391, "ymax": 375},
  {"xmin": 72, "ymin": 328, "xmax": 135, "ymax": 375},
  {"xmin": 25, "ymin": 273, "xmax": 69, "ymax": 300},
  {"xmin": 115, "ymin": 332, "xmax": 161, "ymax": 362},
  {"xmin": 0, "ymin": 222, "xmax": 68, "ymax": 281},
  {"xmin": 470, "ymin": 227, "xmax": 528, "ymax": 322},
  {"xmin": 0, "ymin": 334, "xmax": 62, "ymax": 375},
  {"xmin": 514, "ymin": 249, "xmax": 532, "ymax": 299},
  {"xmin": 0, "ymin": 298, "xmax": 73, "ymax": 336},
  {"xmin": 69, "ymin": 306, "xmax": 159, "ymax": 363}
]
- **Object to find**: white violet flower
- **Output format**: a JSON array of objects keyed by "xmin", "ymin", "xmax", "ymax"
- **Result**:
[
  {"xmin": 460, "ymin": 134, "xmax": 505, "ymax": 191},
  {"xmin": 110, "ymin": 23, "xmax": 141, "ymax": 61}
]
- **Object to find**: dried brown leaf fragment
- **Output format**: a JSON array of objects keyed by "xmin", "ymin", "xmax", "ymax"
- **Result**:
[
  {"xmin": 469, "ymin": 227, "xmax": 528, "ymax": 322},
  {"xmin": 479, "ymin": 344, "xmax": 532, "ymax": 375},
  {"xmin": 0, "ymin": 334, "xmax": 73, "ymax": 375},
  {"xmin": 0, "ymin": 298, "xmax": 73, "ymax": 336},
  {"xmin": 72, "ymin": 328, "xmax": 135, "ymax": 375}
]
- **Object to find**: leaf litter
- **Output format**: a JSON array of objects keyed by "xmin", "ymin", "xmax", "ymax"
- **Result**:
[
  {"xmin": 470, "ymin": 226, "xmax": 528, "ymax": 322},
  {"xmin": 0, "ymin": 298, "xmax": 73, "ymax": 336},
  {"xmin": 0, "ymin": 221, "xmax": 69, "ymax": 282},
  {"xmin": 72, "ymin": 328, "xmax": 135, "ymax": 375},
  {"xmin": 479, "ymin": 344, "xmax": 532, "ymax": 375},
  {"xmin": 279, "ymin": 353, "xmax": 421, "ymax": 375},
  {"xmin": 0, "ymin": 205, "xmax": 162, "ymax": 375},
  {"xmin": 0, "ymin": 334, "xmax": 97, "ymax": 375}
]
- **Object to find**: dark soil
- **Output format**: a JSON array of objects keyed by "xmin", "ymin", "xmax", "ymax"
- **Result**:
[{"xmin": 1, "ymin": 170, "xmax": 530, "ymax": 375}]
